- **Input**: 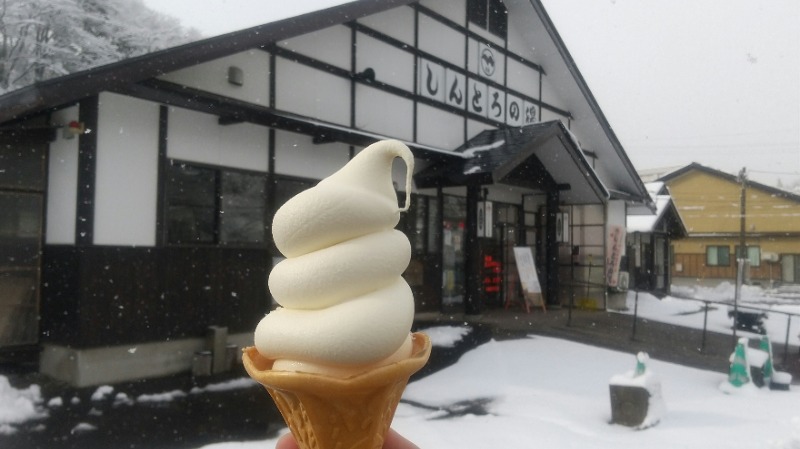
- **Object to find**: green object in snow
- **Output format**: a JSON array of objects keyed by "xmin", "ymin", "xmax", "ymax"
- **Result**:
[
  {"xmin": 635, "ymin": 352, "xmax": 648, "ymax": 377},
  {"xmin": 729, "ymin": 338, "xmax": 750, "ymax": 387}
]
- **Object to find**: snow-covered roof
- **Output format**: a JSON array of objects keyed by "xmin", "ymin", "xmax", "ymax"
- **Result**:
[{"xmin": 627, "ymin": 195, "xmax": 672, "ymax": 233}]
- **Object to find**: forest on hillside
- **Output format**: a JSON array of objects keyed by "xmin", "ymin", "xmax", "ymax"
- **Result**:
[{"xmin": 0, "ymin": 0, "xmax": 199, "ymax": 94}]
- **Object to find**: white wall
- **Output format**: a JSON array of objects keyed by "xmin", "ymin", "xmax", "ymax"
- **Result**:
[
  {"xmin": 278, "ymin": 25, "xmax": 351, "ymax": 70},
  {"xmin": 93, "ymin": 93, "xmax": 160, "ymax": 246},
  {"xmin": 418, "ymin": 13, "xmax": 466, "ymax": 67},
  {"xmin": 159, "ymin": 50, "xmax": 271, "ymax": 107},
  {"xmin": 357, "ymin": 6, "xmax": 415, "ymax": 45},
  {"xmin": 46, "ymin": 106, "xmax": 79, "ymax": 244},
  {"xmin": 417, "ymin": 103, "xmax": 464, "ymax": 150},
  {"xmin": 355, "ymin": 85, "xmax": 414, "ymax": 141},
  {"xmin": 506, "ymin": 59, "xmax": 540, "ymax": 100},
  {"xmin": 355, "ymin": 33, "xmax": 415, "ymax": 91},
  {"xmin": 167, "ymin": 106, "xmax": 269, "ymax": 171},
  {"xmin": 275, "ymin": 58, "xmax": 350, "ymax": 126},
  {"xmin": 419, "ymin": 0, "xmax": 466, "ymax": 26},
  {"xmin": 274, "ymin": 130, "xmax": 351, "ymax": 179}
]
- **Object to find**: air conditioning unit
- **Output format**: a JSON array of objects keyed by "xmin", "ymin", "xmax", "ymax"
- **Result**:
[{"xmin": 762, "ymin": 252, "xmax": 779, "ymax": 262}]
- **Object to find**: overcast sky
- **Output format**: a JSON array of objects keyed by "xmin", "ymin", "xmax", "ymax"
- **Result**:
[{"xmin": 142, "ymin": 0, "xmax": 800, "ymax": 187}]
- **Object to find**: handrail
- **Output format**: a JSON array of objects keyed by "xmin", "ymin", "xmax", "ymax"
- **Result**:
[{"xmin": 629, "ymin": 291, "xmax": 799, "ymax": 363}]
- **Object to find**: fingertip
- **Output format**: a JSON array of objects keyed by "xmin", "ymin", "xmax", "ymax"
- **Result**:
[
  {"xmin": 385, "ymin": 428, "xmax": 420, "ymax": 449},
  {"xmin": 275, "ymin": 432, "xmax": 299, "ymax": 449}
]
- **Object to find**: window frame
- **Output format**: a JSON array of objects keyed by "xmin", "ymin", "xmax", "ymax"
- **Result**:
[
  {"xmin": 734, "ymin": 245, "xmax": 761, "ymax": 268},
  {"xmin": 164, "ymin": 160, "xmax": 268, "ymax": 248},
  {"xmin": 705, "ymin": 245, "xmax": 731, "ymax": 267},
  {"xmin": 467, "ymin": 0, "xmax": 508, "ymax": 39}
]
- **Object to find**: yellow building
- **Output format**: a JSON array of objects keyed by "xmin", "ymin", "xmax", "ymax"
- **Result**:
[{"xmin": 658, "ymin": 163, "xmax": 800, "ymax": 285}]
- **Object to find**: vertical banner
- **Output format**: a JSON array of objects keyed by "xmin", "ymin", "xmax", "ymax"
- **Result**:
[
  {"xmin": 555, "ymin": 212, "xmax": 569, "ymax": 243},
  {"xmin": 606, "ymin": 225, "xmax": 626, "ymax": 287},
  {"xmin": 477, "ymin": 201, "xmax": 485, "ymax": 238},
  {"xmin": 477, "ymin": 201, "xmax": 493, "ymax": 238}
]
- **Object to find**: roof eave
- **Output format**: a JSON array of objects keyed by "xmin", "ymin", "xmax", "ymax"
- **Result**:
[{"xmin": 0, "ymin": 0, "xmax": 417, "ymax": 123}]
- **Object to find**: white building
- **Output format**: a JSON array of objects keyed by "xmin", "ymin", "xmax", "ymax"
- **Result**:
[{"xmin": 0, "ymin": 0, "xmax": 652, "ymax": 386}]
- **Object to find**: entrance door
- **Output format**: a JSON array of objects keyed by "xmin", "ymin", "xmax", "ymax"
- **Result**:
[
  {"xmin": 0, "ymin": 132, "xmax": 47, "ymax": 347},
  {"xmin": 441, "ymin": 195, "xmax": 466, "ymax": 310}
]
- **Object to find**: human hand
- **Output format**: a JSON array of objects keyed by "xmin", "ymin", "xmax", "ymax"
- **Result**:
[{"xmin": 275, "ymin": 427, "xmax": 419, "ymax": 449}]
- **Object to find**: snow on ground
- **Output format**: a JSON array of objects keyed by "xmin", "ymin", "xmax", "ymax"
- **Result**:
[
  {"xmin": 194, "ymin": 336, "xmax": 800, "ymax": 449},
  {"xmin": 3, "ymin": 283, "xmax": 800, "ymax": 446},
  {"xmin": 622, "ymin": 282, "xmax": 800, "ymax": 347}
]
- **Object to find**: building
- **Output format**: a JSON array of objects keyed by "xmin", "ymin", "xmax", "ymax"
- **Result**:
[
  {"xmin": 625, "ymin": 182, "xmax": 687, "ymax": 296},
  {"xmin": 0, "ymin": 0, "xmax": 651, "ymax": 386},
  {"xmin": 658, "ymin": 163, "xmax": 800, "ymax": 286}
]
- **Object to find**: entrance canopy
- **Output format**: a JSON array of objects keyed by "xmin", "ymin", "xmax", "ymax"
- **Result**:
[{"xmin": 415, "ymin": 120, "xmax": 609, "ymax": 205}]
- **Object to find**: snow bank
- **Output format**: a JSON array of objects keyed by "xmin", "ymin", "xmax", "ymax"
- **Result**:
[{"xmin": 0, "ymin": 375, "xmax": 47, "ymax": 435}]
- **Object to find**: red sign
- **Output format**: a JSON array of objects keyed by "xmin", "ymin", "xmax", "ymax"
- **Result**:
[{"xmin": 483, "ymin": 255, "xmax": 502, "ymax": 294}]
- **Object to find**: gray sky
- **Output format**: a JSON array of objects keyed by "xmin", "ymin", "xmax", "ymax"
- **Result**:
[{"xmin": 143, "ymin": 0, "xmax": 800, "ymax": 187}]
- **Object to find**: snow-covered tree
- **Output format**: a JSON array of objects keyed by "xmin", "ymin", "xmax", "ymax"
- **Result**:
[{"xmin": 0, "ymin": 0, "xmax": 200, "ymax": 94}]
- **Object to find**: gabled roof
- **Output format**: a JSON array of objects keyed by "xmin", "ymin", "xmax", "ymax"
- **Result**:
[
  {"xmin": 658, "ymin": 162, "xmax": 800, "ymax": 203},
  {"xmin": 0, "ymin": 0, "xmax": 651, "ymax": 206},
  {"xmin": 0, "ymin": 0, "xmax": 415, "ymax": 124},
  {"xmin": 415, "ymin": 121, "xmax": 609, "ymax": 204},
  {"xmin": 627, "ymin": 182, "xmax": 687, "ymax": 237}
]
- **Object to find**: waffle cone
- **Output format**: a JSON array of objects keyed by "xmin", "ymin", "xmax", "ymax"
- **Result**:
[{"xmin": 242, "ymin": 332, "xmax": 431, "ymax": 449}]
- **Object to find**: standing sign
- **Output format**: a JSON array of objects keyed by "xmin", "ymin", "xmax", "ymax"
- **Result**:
[{"xmin": 513, "ymin": 246, "xmax": 545, "ymax": 311}]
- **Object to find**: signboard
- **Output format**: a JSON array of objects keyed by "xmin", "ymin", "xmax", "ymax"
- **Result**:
[
  {"xmin": 513, "ymin": 247, "xmax": 541, "ymax": 294},
  {"xmin": 606, "ymin": 225, "xmax": 626, "ymax": 287},
  {"xmin": 477, "ymin": 201, "xmax": 493, "ymax": 238},
  {"xmin": 417, "ymin": 53, "xmax": 538, "ymax": 127}
]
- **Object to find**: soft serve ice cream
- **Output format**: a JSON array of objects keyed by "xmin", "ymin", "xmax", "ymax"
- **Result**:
[{"xmin": 254, "ymin": 139, "xmax": 416, "ymax": 377}]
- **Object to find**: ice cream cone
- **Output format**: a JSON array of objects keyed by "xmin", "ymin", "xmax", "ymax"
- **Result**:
[{"xmin": 243, "ymin": 332, "xmax": 431, "ymax": 449}]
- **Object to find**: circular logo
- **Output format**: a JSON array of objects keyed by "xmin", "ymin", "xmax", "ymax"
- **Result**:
[{"xmin": 480, "ymin": 47, "xmax": 496, "ymax": 77}]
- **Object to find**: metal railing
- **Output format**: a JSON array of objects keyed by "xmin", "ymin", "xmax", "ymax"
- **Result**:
[{"xmin": 629, "ymin": 290, "xmax": 799, "ymax": 363}]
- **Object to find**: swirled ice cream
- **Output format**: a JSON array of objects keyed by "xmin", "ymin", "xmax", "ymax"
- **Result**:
[{"xmin": 254, "ymin": 140, "xmax": 416, "ymax": 377}]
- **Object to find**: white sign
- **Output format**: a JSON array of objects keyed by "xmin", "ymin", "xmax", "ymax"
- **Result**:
[
  {"xmin": 513, "ymin": 246, "xmax": 541, "ymax": 294},
  {"xmin": 467, "ymin": 78, "xmax": 487, "ymax": 116},
  {"xmin": 418, "ymin": 58, "xmax": 445, "ymax": 102},
  {"xmin": 487, "ymin": 86, "xmax": 505, "ymax": 122},
  {"xmin": 523, "ymin": 101, "xmax": 538, "ymax": 125},
  {"xmin": 506, "ymin": 94, "xmax": 523, "ymax": 126},
  {"xmin": 445, "ymin": 69, "xmax": 466, "ymax": 108}
]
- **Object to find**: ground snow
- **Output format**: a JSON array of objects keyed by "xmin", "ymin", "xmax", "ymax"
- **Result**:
[{"xmin": 3, "ymin": 283, "xmax": 800, "ymax": 447}]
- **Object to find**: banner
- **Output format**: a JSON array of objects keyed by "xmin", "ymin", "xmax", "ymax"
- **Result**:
[{"xmin": 606, "ymin": 225, "xmax": 626, "ymax": 287}]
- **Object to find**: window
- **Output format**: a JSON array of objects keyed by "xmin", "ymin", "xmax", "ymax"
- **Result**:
[
  {"xmin": 705, "ymin": 245, "xmax": 730, "ymax": 266},
  {"xmin": 734, "ymin": 245, "xmax": 761, "ymax": 268},
  {"xmin": 467, "ymin": 0, "xmax": 508, "ymax": 39},
  {"xmin": 165, "ymin": 162, "xmax": 266, "ymax": 246}
]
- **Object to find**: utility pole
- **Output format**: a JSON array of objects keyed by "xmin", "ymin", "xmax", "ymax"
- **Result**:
[{"xmin": 733, "ymin": 167, "xmax": 747, "ymax": 342}]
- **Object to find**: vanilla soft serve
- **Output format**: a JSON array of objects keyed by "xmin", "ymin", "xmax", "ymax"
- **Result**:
[{"xmin": 254, "ymin": 140, "xmax": 416, "ymax": 377}]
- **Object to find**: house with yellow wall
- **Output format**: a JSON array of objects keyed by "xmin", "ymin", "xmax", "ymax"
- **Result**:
[{"xmin": 657, "ymin": 163, "xmax": 800, "ymax": 286}]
